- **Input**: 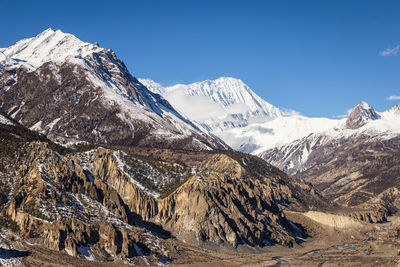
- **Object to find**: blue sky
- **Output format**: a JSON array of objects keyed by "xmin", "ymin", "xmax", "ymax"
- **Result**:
[{"xmin": 1, "ymin": 0, "xmax": 400, "ymax": 117}]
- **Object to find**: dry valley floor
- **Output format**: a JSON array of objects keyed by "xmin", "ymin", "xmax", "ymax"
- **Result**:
[{"xmin": 1, "ymin": 213, "xmax": 399, "ymax": 267}]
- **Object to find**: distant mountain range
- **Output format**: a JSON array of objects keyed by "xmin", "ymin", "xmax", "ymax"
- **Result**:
[
  {"xmin": 261, "ymin": 101, "xmax": 400, "ymax": 174},
  {"xmin": 141, "ymin": 78, "xmax": 400, "ymax": 154}
]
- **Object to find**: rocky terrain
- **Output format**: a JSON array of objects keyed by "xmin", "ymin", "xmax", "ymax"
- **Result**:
[
  {"xmin": 0, "ymin": 115, "xmax": 330, "ymax": 265},
  {"xmin": 145, "ymin": 74, "xmax": 400, "ymax": 216}
]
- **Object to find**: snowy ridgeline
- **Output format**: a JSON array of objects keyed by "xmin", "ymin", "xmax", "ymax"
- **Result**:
[
  {"xmin": 139, "ymin": 77, "xmax": 284, "ymax": 132},
  {"xmin": 141, "ymin": 77, "xmax": 400, "ymax": 155},
  {"xmin": 2, "ymin": 28, "xmax": 400, "ymax": 161}
]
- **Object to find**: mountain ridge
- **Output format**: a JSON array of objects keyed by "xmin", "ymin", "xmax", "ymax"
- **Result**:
[
  {"xmin": 142, "ymin": 77, "xmax": 400, "ymax": 156},
  {"xmin": 0, "ymin": 29, "xmax": 227, "ymax": 150}
]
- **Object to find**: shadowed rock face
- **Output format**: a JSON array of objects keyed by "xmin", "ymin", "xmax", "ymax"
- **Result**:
[{"xmin": 261, "ymin": 134, "xmax": 400, "ymax": 223}]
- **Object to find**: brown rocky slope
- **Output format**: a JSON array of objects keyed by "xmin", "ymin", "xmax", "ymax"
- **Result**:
[{"xmin": 0, "ymin": 119, "xmax": 327, "ymax": 265}]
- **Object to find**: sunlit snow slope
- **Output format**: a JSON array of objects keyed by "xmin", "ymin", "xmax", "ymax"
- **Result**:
[
  {"xmin": 140, "ymin": 78, "xmax": 342, "ymax": 154},
  {"xmin": 141, "ymin": 79, "xmax": 400, "ymax": 157}
]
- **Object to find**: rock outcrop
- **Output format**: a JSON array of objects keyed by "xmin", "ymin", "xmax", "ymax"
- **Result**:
[{"xmin": 2, "ymin": 141, "xmax": 172, "ymax": 264}]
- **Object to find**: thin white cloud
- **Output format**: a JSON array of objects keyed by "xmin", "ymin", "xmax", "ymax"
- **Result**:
[
  {"xmin": 388, "ymin": 95, "xmax": 400, "ymax": 101},
  {"xmin": 379, "ymin": 45, "xmax": 400, "ymax": 57},
  {"xmin": 162, "ymin": 89, "xmax": 249, "ymax": 121},
  {"xmin": 332, "ymin": 108, "xmax": 354, "ymax": 119},
  {"xmin": 281, "ymin": 108, "xmax": 301, "ymax": 116},
  {"xmin": 333, "ymin": 114, "xmax": 347, "ymax": 119}
]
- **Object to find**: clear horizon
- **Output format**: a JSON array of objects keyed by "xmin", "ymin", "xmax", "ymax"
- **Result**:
[{"xmin": 1, "ymin": 0, "xmax": 400, "ymax": 117}]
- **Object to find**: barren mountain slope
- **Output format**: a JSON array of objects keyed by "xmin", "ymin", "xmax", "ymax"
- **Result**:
[{"xmin": 0, "ymin": 116, "xmax": 329, "ymax": 265}]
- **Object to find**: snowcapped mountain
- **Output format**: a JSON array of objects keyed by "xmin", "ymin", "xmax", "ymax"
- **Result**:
[
  {"xmin": 140, "ymin": 77, "xmax": 345, "ymax": 154},
  {"xmin": 141, "ymin": 76, "xmax": 400, "ymax": 163},
  {"xmin": 260, "ymin": 101, "xmax": 400, "ymax": 175},
  {"xmin": 139, "ymin": 77, "xmax": 283, "ymax": 131},
  {"xmin": 0, "ymin": 28, "xmax": 103, "ymax": 70},
  {"xmin": 383, "ymin": 103, "xmax": 400, "ymax": 117},
  {"xmin": 0, "ymin": 29, "xmax": 227, "ymax": 150},
  {"xmin": 258, "ymin": 101, "xmax": 400, "ymax": 207}
]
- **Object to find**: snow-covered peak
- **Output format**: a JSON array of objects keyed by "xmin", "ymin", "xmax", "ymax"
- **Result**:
[
  {"xmin": 383, "ymin": 104, "xmax": 400, "ymax": 117},
  {"xmin": 0, "ymin": 30, "xmax": 228, "ymax": 151},
  {"xmin": 353, "ymin": 101, "xmax": 378, "ymax": 118},
  {"xmin": 168, "ymin": 77, "xmax": 282, "ymax": 116},
  {"xmin": 139, "ymin": 78, "xmax": 165, "ymax": 95},
  {"xmin": 139, "ymin": 77, "xmax": 284, "ymax": 131},
  {"xmin": 358, "ymin": 100, "xmax": 371, "ymax": 110},
  {"xmin": 346, "ymin": 101, "xmax": 380, "ymax": 129},
  {"xmin": 0, "ymin": 28, "xmax": 103, "ymax": 70}
]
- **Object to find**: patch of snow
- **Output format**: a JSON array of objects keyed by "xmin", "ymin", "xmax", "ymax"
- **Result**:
[
  {"xmin": 77, "ymin": 245, "xmax": 95, "ymax": 261},
  {"xmin": 0, "ymin": 231, "xmax": 26, "ymax": 267},
  {"xmin": 0, "ymin": 115, "xmax": 14, "ymax": 125},
  {"xmin": 45, "ymin": 118, "xmax": 60, "ymax": 130},
  {"xmin": 9, "ymin": 103, "xmax": 24, "ymax": 118},
  {"xmin": 29, "ymin": 121, "xmax": 43, "ymax": 131}
]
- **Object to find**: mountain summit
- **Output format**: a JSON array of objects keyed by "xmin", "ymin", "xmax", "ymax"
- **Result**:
[
  {"xmin": 140, "ymin": 77, "xmax": 283, "ymax": 131},
  {"xmin": 384, "ymin": 103, "xmax": 400, "ymax": 117},
  {"xmin": 346, "ymin": 101, "xmax": 380, "ymax": 129},
  {"xmin": 0, "ymin": 28, "xmax": 103, "ymax": 70},
  {"xmin": 0, "ymin": 29, "xmax": 227, "ymax": 150}
]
